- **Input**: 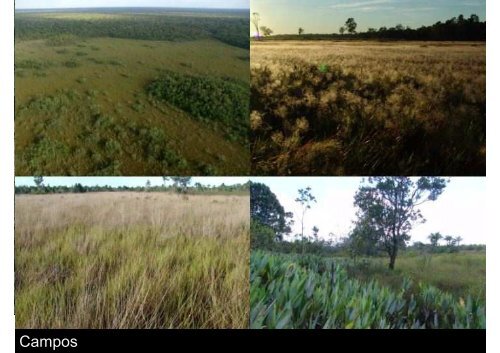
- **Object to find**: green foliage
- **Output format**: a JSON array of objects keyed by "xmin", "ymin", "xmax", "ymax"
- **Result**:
[
  {"xmin": 250, "ymin": 182, "xmax": 293, "ymax": 241},
  {"xmin": 251, "ymin": 221, "xmax": 276, "ymax": 250},
  {"xmin": 15, "ymin": 10, "xmax": 249, "ymax": 49},
  {"xmin": 45, "ymin": 33, "xmax": 79, "ymax": 46},
  {"xmin": 147, "ymin": 72, "xmax": 249, "ymax": 144},
  {"xmin": 250, "ymin": 251, "xmax": 485, "ymax": 329},
  {"xmin": 251, "ymin": 60, "xmax": 485, "ymax": 175},
  {"xmin": 353, "ymin": 177, "xmax": 447, "ymax": 269}
]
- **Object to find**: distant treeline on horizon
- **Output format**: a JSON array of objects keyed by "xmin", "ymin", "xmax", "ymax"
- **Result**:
[
  {"xmin": 262, "ymin": 14, "xmax": 485, "ymax": 42},
  {"xmin": 15, "ymin": 7, "xmax": 250, "ymax": 13},
  {"xmin": 15, "ymin": 181, "xmax": 250, "ymax": 195}
]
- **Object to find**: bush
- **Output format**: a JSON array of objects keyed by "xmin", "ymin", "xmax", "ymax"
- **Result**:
[{"xmin": 147, "ymin": 72, "xmax": 249, "ymax": 144}]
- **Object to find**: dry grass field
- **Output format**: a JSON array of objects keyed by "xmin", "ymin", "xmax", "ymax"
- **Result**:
[
  {"xmin": 15, "ymin": 192, "xmax": 249, "ymax": 328},
  {"xmin": 251, "ymin": 41, "xmax": 485, "ymax": 175}
]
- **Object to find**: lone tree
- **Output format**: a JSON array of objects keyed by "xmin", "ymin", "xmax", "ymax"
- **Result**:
[
  {"xmin": 339, "ymin": 26, "xmax": 345, "ymax": 35},
  {"xmin": 354, "ymin": 177, "xmax": 447, "ymax": 270},
  {"xmin": 295, "ymin": 187, "xmax": 316, "ymax": 242},
  {"xmin": 298, "ymin": 27, "xmax": 305, "ymax": 35},
  {"xmin": 428, "ymin": 232, "xmax": 443, "ymax": 247},
  {"xmin": 250, "ymin": 182, "xmax": 293, "ymax": 241},
  {"xmin": 260, "ymin": 26, "xmax": 273, "ymax": 37},
  {"xmin": 252, "ymin": 12, "xmax": 261, "ymax": 38},
  {"xmin": 345, "ymin": 18, "xmax": 357, "ymax": 34},
  {"xmin": 454, "ymin": 236, "xmax": 463, "ymax": 246},
  {"xmin": 164, "ymin": 177, "xmax": 192, "ymax": 194},
  {"xmin": 34, "ymin": 176, "xmax": 44, "ymax": 189}
]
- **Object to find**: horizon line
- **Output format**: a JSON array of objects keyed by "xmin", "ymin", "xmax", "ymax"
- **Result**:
[{"xmin": 15, "ymin": 6, "xmax": 250, "ymax": 10}]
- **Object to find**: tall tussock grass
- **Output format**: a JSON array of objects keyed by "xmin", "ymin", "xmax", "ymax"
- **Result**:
[
  {"xmin": 15, "ymin": 192, "xmax": 249, "ymax": 328},
  {"xmin": 251, "ymin": 42, "xmax": 485, "ymax": 175}
]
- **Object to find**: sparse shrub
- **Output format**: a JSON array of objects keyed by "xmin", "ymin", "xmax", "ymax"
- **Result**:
[{"xmin": 63, "ymin": 59, "xmax": 80, "ymax": 68}]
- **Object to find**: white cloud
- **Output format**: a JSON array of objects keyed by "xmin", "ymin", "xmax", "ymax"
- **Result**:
[{"xmin": 329, "ymin": 0, "xmax": 393, "ymax": 10}]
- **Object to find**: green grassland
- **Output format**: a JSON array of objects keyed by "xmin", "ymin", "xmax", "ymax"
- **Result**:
[
  {"xmin": 15, "ymin": 192, "xmax": 250, "ymax": 328},
  {"xmin": 251, "ymin": 250, "xmax": 485, "ymax": 329},
  {"xmin": 15, "ymin": 10, "xmax": 249, "ymax": 175},
  {"xmin": 341, "ymin": 251, "xmax": 485, "ymax": 301}
]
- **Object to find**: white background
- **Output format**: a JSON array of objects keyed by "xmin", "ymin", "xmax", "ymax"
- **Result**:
[{"xmin": 1, "ymin": 1, "xmax": 499, "ymax": 351}]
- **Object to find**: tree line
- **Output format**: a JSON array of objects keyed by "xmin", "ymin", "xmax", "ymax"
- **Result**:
[
  {"xmin": 254, "ymin": 14, "xmax": 485, "ymax": 41},
  {"xmin": 15, "ymin": 11, "xmax": 249, "ymax": 49},
  {"xmin": 250, "ymin": 178, "xmax": 485, "ymax": 270},
  {"xmin": 16, "ymin": 176, "xmax": 250, "ymax": 195}
]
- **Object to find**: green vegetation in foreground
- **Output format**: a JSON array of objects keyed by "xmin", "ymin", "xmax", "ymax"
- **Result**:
[
  {"xmin": 148, "ymin": 72, "xmax": 249, "ymax": 144},
  {"xmin": 250, "ymin": 251, "xmax": 485, "ymax": 329},
  {"xmin": 17, "ymin": 227, "xmax": 248, "ymax": 328}
]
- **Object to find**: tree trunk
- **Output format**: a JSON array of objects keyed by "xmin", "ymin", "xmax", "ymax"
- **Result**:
[{"xmin": 388, "ymin": 254, "xmax": 396, "ymax": 270}]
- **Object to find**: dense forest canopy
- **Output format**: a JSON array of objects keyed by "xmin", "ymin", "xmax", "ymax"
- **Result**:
[
  {"xmin": 264, "ymin": 14, "xmax": 485, "ymax": 42},
  {"xmin": 15, "ymin": 9, "xmax": 249, "ymax": 49}
]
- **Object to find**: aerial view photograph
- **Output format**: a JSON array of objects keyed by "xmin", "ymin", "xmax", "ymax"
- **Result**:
[
  {"xmin": 250, "ymin": 0, "xmax": 486, "ymax": 176},
  {"xmin": 15, "ymin": 176, "xmax": 250, "ymax": 328},
  {"xmin": 250, "ymin": 177, "xmax": 486, "ymax": 328},
  {"xmin": 15, "ymin": 0, "xmax": 250, "ymax": 176}
]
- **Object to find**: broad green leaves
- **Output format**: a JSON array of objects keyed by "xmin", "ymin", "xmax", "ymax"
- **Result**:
[{"xmin": 250, "ymin": 251, "xmax": 485, "ymax": 329}]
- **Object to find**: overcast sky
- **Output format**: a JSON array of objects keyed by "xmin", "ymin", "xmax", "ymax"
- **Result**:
[
  {"xmin": 251, "ymin": 0, "xmax": 486, "ymax": 34},
  {"xmin": 16, "ymin": 0, "xmax": 249, "ymax": 10},
  {"xmin": 251, "ymin": 177, "xmax": 487, "ymax": 245},
  {"xmin": 15, "ymin": 176, "xmax": 249, "ymax": 187}
]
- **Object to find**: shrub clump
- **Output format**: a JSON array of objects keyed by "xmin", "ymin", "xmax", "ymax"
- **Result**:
[{"xmin": 147, "ymin": 72, "xmax": 249, "ymax": 144}]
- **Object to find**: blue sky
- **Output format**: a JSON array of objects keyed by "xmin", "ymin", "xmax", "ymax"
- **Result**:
[
  {"xmin": 15, "ymin": 177, "xmax": 249, "ymax": 187},
  {"xmin": 252, "ymin": 0, "xmax": 486, "ymax": 34},
  {"xmin": 16, "ymin": 0, "xmax": 249, "ymax": 10},
  {"xmin": 251, "ymin": 177, "xmax": 487, "ymax": 245}
]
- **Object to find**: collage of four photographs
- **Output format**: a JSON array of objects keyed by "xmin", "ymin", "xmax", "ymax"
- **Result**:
[{"xmin": 13, "ymin": 0, "xmax": 486, "ymax": 331}]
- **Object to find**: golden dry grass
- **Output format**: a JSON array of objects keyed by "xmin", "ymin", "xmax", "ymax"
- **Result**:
[
  {"xmin": 251, "ymin": 41, "xmax": 485, "ymax": 175},
  {"xmin": 15, "ymin": 192, "xmax": 249, "ymax": 328}
]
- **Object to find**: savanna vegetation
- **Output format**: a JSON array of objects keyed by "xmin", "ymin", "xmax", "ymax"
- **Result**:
[
  {"xmin": 250, "ymin": 16, "xmax": 485, "ymax": 176},
  {"xmin": 15, "ymin": 8, "xmax": 250, "ymax": 175},
  {"xmin": 15, "ymin": 185, "xmax": 249, "ymax": 328},
  {"xmin": 249, "ymin": 178, "xmax": 486, "ymax": 328}
]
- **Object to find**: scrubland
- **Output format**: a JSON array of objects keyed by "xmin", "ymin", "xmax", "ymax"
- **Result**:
[
  {"xmin": 251, "ymin": 41, "xmax": 485, "ymax": 175},
  {"xmin": 15, "ymin": 192, "xmax": 249, "ymax": 328},
  {"xmin": 15, "ymin": 10, "xmax": 249, "ymax": 175}
]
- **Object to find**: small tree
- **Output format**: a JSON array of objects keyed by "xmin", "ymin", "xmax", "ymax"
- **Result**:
[
  {"xmin": 260, "ymin": 26, "xmax": 273, "ymax": 37},
  {"xmin": 164, "ymin": 177, "xmax": 192, "ymax": 194},
  {"xmin": 339, "ymin": 26, "xmax": 345, "ymax": 35},
  {"xmin": 311, "ymin": 226, "xmax": 320, "ymax": 242},
  {"xmin": 145, "ymin": 179, "xmax": 151, "ymax": 192},
  {"xmin": 354, "ymin": 177, "xmax": 447, "ymax": 270},
  {"xmin": 455, "ymin": 236, "xmax": 463, "ymax": 246},
  {"xmin": 295, "ymin": 187, "xmax": 316, "ymax": 245},
  {"xmin": 428, "ymin": 232, "xmax": 443, "ymax": 247},
  {"xmin": 34, "ymin": 176, "xmax": 44, "ymax": 190},
  {"xmin": 444, "ymin": 235, "xmax": 454, "ymax": 247},
  {"xmin": 345, "ymin": 18, "xmax": 357, "ymax": 34},
  {"xmin": 298, "ymin": 27, "xmax": 305, "ymax": 35}
]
